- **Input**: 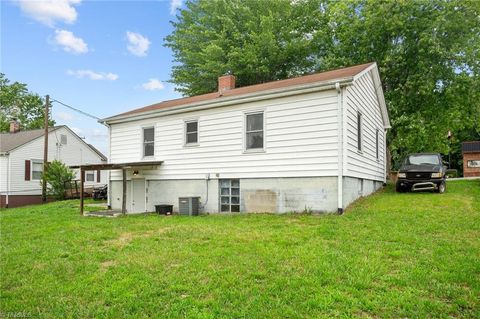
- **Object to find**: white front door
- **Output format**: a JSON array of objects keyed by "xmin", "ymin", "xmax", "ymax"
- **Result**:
[{"xmin": 131, "ymin": 179, "xmax": 146, "ymax": 213}]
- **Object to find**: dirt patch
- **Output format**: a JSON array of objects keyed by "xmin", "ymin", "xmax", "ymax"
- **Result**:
[
  {"xmin": 100, "ymin": 260, "xmax": 116, "ymax": 270},
  {"xmin": 104, "ymin": 228, "xmax": 171, "ymax": 248}
]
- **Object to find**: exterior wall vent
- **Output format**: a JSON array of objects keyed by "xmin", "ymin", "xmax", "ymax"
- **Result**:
[{"xmin": 179, "ymin": 197, "xmax": 200, "ymax": 216}]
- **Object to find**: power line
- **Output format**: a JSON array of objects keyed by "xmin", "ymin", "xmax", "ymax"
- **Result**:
[{"xmin": 51, "ymin": 99, "xmax": 102, "ymax": 122}]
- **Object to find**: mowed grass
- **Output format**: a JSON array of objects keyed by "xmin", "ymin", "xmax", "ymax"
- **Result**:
[{"xmin": 1, "ymin": 181, "xmax": 479, "ymax": 318}]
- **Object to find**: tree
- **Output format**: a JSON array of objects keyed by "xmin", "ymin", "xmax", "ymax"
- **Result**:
[
  {"xmin": 41, "ymin": 160, "xmax": 76, "ymax": 200},
  {"xmin": 165, "ymin": 0, "xmax": 480, "ymax": 170},
  {"xmin": 0, "ymin": 73, "xmax": 55, "ymax": 132}
]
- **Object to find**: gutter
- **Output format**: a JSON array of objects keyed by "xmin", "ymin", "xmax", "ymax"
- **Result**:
[{"xmin": 103, "ymin": 77, "xmax": 354, "ymax": 124}]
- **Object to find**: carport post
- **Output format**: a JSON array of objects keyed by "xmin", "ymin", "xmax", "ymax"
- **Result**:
[
  {"xmin": 80, "ymin": 168, "xmax": 84, "ymax": 216},
  {"xmin": 122, "ymin": 168, "xmax": 126, "ymax": 215}
]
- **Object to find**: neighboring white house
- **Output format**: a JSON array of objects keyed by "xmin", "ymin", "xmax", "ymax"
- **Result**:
[
  {"xmin": 101, "ymin": 62, "xmax": 390, "ymax": 214},
  {"xmin": 0, "ymin": 124, "xmax": 107, "ymax": 208}
]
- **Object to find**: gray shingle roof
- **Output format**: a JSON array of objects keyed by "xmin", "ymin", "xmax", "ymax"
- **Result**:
[{"xmin": 0, "ymin": 126, "xmax": 61, "ymax": 152}]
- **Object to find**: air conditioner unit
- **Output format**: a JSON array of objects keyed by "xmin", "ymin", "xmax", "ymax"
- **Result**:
[{"xmin": 179, "ymin": 197, "xmax": 200, "ymax": 216}]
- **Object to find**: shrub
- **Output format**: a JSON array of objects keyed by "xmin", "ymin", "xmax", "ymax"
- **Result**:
[{"xmin": 41, "ymin": 160, "xmax": 76, "ymax": 200}]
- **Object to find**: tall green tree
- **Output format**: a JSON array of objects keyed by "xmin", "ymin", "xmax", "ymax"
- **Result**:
[
  {"xmin": 0, "ymin": 73, "xmax": 54, "ymax": 132},
  {"xmin": 165, "ymin": 0, "xmax": 480, "ymax": 170}
]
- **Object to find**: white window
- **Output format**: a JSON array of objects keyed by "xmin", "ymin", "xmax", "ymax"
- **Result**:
[
  {"xmin": 357, "ymin": 111, "xmax": 362, "ymax": 151},
  {"xmin": 245, "ymin": 112, "xmax": 264, "ymax": 150},
  {"xmin": 86, "ymin": 171, "xmax": 95, "ymax": 182},
  {"xmin": 143, "ymin": 127, "xmax": 154, "ymax": 157},
  {"xmin": 32, "ymin": 160, "xmax": 43, "ymax": 180},
  {"xmin": 185, "ymin": 120, "xmax": 198, "ymax": 145},
  {"xmin": 220, "ymin": 179, "xmax": 240, "ymax": 212}
]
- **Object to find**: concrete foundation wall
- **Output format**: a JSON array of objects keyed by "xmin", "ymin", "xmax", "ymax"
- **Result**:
[
  {"xmin": 110, "ymin": 176, "xmax": 383, "ymax": 214},
  {"xmin": 146, "ymin": 179, "xmax": 218, "ymax": 213},
  {"xmin": 343, "ymin": 176, "xmax": 383, "ymax": 208},
  {"xmin": 240, "ymin": 177, "xmax": 337, "ymax": 213}
]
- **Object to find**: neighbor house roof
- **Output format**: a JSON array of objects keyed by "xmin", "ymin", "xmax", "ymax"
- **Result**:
[
  {"xmin": 0, "ymin": 126, "xmax": 61, "ymax": 152},
  {"xmin": 0, "ymin": 126, "xmax": 107, "ymax": 161},
  {"xmin": 88, "ymin": 143, "xmax": 108, "ymax": 161},
  {"xmin": 107, "ymin": 62, "xmax": 375, "ymax": 120},
  {"xmin": 462, "ymin": 141, "xmax": 480, "ymax": 153}
]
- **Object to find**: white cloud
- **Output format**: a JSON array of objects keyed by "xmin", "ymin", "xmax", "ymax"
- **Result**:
[
  {"xmin": 170, "ymin": 0, "xmax": 182, "ymax": 15},
  {"xmin": 56, "ymin": 111, "xmax": 75, "ymax": 121},
  {"xmin": 126, "ymin": 31, "xmax": 150, "ymax": 57},
  {"xmin": 16, "ymin": 0, "xmax": 81, "ymax": 27},
  {"xmin": 67, "ymin": 69, "xmax": 119, "ymax": 81},
  {"xmin": 142, "ymin": 78, "xmax": 164, "ymax": 91},
  {"xmin": 53, "ymin": 29, "xmax": 88, "ymax": 54}
]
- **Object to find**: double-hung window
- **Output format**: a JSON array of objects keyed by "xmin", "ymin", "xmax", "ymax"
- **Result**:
[
  {"xmin": 245, "ymin": 112, "xmax": 264, "ymax": 150},
  {"xmin": 185, "ymin": 120, "xmax": 198, "ymax": 145},
  {"xmin": 32, "ymin": 160, "xmax": 43, "ymax": 180},
  {"xmin": 143, "ymin": 127, "xmax": 155, "ymax": 157},
  {"xmin": 357, "ymin": 111, "xmax": 362, "ymax": 151},
  {"xmin": 86, "ymin": 171, "xmax": 95, "ymax": 182}
]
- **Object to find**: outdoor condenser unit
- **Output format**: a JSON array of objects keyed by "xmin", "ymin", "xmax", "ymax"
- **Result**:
[{"xmin": 178, "ymin": 197, "xmax": 200, "ymax": 216}]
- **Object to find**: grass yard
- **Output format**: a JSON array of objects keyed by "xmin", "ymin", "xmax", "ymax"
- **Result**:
[{"xmin": 1, "ymin": 181, "xmax": 479, "ymax": 318}]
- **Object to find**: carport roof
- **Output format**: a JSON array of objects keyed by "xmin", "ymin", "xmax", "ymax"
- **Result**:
[{"xmin": 70, "ymin": 161, "xmax": 163, "ymax": 171}]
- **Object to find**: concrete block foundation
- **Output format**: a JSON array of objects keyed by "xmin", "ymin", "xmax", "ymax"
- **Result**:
[{"xmin": 110, "ymin": 176, "xmax": 383, "ymax": 214}]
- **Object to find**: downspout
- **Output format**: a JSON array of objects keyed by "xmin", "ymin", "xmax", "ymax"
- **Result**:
[
  {"xmin": 336, "ymin": 82, "xmax": 344, "ymax": 214},
  {"xmin": 6, "ymin": 154, "xmax": 10, "ymax": 208}
]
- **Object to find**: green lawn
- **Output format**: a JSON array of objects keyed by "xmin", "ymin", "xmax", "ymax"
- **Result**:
[{"xmin": 1, "ymin": 181, "xmax": 479, "ymax": 318}]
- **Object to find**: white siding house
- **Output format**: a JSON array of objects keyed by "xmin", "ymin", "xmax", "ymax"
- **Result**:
[
  {"xmin": 103, "ymin": 63, "xmax": 390, "ymax": 214},
  {"xmin": 0, "ymin": 125, "xmax": 107, "ymax": 208}
]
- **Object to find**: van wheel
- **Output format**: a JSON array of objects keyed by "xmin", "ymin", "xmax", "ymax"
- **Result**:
[{"xmin": 436, "ymin": 182, "xmax": 446, "ymax": 193}]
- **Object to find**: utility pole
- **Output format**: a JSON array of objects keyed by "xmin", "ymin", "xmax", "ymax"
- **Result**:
[{"xmin": 42, "ymin": 95, "xmax": 50, "ymax": 203}]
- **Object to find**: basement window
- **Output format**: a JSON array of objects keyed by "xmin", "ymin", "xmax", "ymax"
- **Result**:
[
  {"xmin": 185, "ymin": 120, "xmax": 198, "ymax": 145},
  {"xmin": 220, "ymin": 179, "xmax": 240, "ymax": 212},
  {"xmin": 143, "ymin": 127, "xmax": 155, "ymax": 157},
  {"xmin": 31, "ymin": 160, "xmax": 43, "ymax": 180},
  {"xmin": 246, "ymin": 112, "xmax": 264, "ymax": 150}
]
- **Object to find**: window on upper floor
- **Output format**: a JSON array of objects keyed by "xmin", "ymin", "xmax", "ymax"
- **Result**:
[
  {"xmin": 143, "ymin": 127, "xmax": 154, "ymax": 157},
  {"xmin": 31, "ymin": 160, "xmax": 43, "ymax": 180},
  {"xmin": 185, "ymin": 120, "xmax": 198, "ymax": 145},
  {"xmin": 246, "ymin": 112, "xmax": 264, "ymax": 150},
  {"xmin": 357, "ymin": 111, "xmax": 362, "ymax": 152}
]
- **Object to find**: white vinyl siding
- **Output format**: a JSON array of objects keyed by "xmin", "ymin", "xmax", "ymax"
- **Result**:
[
  {"xmin": 109, "ymin": 90, "xmax": 339, "ymax": 180},
  {"xmin": 344, "ymin": 71, "xmax": 386, "ymax": 181},
  {"xmin": 0, "ymin": 157, "xmax": 8, "ymax": 193}
]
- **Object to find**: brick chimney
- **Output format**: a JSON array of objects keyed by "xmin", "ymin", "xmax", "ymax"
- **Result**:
[
  {"xmin": 218, "ymin": 74, "xmax": 236, "ymax": 94},
  {"xmin": 9, "ymin": 118, "xmax": 20, "ymax": 133}
]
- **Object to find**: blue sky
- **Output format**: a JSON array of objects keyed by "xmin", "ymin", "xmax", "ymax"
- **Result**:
[{"xmin": 1, "ymin": 0, "xmax": 184, "ymax": 155}]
